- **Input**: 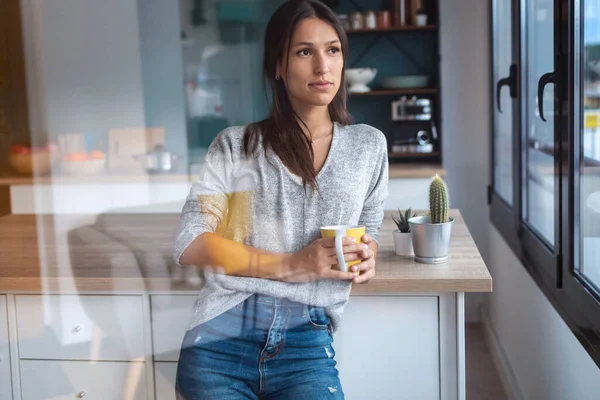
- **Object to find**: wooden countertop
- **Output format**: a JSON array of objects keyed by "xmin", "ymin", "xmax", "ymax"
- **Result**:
[
  {"xmin": 0, "ymin": 164, "xmax": 445, "ymax": 185},
  {"xmin": 0, "ymin": 209, "xmax": 490, "ymax": 294}
]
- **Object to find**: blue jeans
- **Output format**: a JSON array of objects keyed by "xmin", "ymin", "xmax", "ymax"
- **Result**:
[{"xmin": 175, "ymin": 294, "xmax": 344, "ymax": 399}]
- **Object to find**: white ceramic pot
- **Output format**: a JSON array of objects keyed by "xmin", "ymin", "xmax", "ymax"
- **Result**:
[
  {"xmin": 416, "ymin": 14, "xmax": 428, "ymax": 26},
  {"xmin": 393, "ymin": 230, "xmax": 414, "ymax": 256},
  {"xmin": 345, "ymin": 68, "xmax": 377, "ymax": 93}
]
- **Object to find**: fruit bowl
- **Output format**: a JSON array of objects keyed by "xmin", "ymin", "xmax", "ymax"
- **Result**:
[
  {"xmin": 60, "ymin": 151, "xmax": 106, "ymax": 176},
  {"xmin": 345, "ymin": 68, "xmax": 377, "ymax": 93},
  {"xmin": 8, "ymin": 144, "xmax": 59, "ymax": 175}
]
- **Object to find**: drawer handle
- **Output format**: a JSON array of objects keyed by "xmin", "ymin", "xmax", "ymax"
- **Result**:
[
  {"xmin": 73, "ymin": 326, "xmax": 82, "ymax": 333},
  {"xmin": 77, "ymin": 391, "xmax": 86, "ymax": 398},
  {"xmin": 0, "ymin": 356, "xmax": 3, "ymax": 363}
]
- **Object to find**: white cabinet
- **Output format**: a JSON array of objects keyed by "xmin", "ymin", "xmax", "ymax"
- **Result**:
[
  {"xmin": 154, "ymin": 362, "xmax": 178, "ymax": 400},
  {"xmin": 150, "ymin": 295, "xmax": 197, "ymax": 362},
  {"xmin": 386, "ymin": 178, "xmax": 431, "ymax": 210},
  {"xmin": 0, "ymin": 296, "xmax": 13, "ymax": 400},
  {"xmin": 20, "ymin": 359, "xmax": 147, "ymax": 400},
  {"xmin": 16, "ymin": 295, "xmax": 146, "ymax": 361},
  {"xmin": 1, "ymin": 291, "xmax": 463, "ymax": 399},
  {"xmin": 333, "ymin": 296, "xmax": 440, "ymax": 400},
  {"xmin": 10, "ymin": 182, "xmax": 189, "ymax": 214}
]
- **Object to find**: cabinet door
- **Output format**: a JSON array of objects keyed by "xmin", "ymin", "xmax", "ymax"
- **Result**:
[
  {"xmin": 16, "ymin": 295, "xmax": 146, "ymax": 361},
  {"xmin": 0, "ymin": 296, "xmax": 13, "ymax": 400},
  {"xmin": 333, "ymin": 296, "xmax": 439, "ymax": 400},
  {"xmin": 154, "ymin": 362, "xmax": 178, "ymax": 400},
  {"xmin": 20, "ymin": 359, "xmax": 147, "ymax": 400}
]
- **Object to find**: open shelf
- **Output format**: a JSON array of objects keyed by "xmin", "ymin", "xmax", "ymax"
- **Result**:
[
  {"xmin": 350, "ymin": 88, "xmax": 438, "ymax": 96},
  {"xmin": 346, "ymin": 25, "xmax": 436, "ymax": 34}
]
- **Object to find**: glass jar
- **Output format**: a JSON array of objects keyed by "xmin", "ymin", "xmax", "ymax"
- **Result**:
[
  {"xmin": 365, "ymin": 11, "xmax": 377, "ymax": 29},
  {"xmin": 349, "ymin": 12, "xmax": 364, "ymax": 30},
  {"xmin": 337, "ymin": 14, "xmax": 349, "ymax": 30},
  {"xmin": 377, "ymin": 11, "xmax": 391, "ymax": 28}
]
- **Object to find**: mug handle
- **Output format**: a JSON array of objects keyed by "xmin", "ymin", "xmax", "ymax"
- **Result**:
[{"xmin": 335, "ymin": 230, "xmax": 348, "ymax": 272}]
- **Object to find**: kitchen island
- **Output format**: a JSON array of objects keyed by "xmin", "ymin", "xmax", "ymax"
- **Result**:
[{"xmin": 0, "ymin": 209, "xmax": 490, "ymax": 400}]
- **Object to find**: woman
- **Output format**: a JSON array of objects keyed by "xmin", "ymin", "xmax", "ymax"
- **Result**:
[{"xmin": 174, "ymin": 0, "xmax": 388, "ymax": 398}]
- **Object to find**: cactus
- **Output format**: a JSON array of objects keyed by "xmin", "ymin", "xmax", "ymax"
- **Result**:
[
  {"xmin": 429, "ymin": 174, "xmax": 449, "ymax": 223},
  {"xmin": 392, "ymin": 207, "xmax": 418, "ymax": 233}
]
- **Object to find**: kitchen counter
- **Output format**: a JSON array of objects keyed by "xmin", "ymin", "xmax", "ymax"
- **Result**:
[
  {"xmin": 0, "ymin": 209, "xmax": 491, "ymax": 294},
  {"xmin": 0, "ymin": 163, "xmax": 445, "ymax": 186}
]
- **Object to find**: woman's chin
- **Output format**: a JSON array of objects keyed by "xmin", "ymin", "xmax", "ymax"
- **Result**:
[{"xmin": 303, "ymin": 93, "xmax": 336, "ymax": 107}]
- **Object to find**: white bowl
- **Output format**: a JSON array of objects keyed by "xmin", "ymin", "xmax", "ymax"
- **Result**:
[
  {"xmin": 61, "ymin": 159, "xmax": 106, "ymax": 176},
  {"xmin": 345, "ymin": 68, "xmax": 377, "ymax": 93}
]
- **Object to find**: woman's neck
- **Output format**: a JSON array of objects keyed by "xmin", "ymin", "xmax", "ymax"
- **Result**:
[{"xmin": 293, "ymin": 105, "xmax": 333, "ymax": 137}]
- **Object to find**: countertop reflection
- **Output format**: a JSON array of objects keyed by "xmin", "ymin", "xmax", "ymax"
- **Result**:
[{"xmin": 0, "ymin": 210, "xmax": 491, "ymax": 294}]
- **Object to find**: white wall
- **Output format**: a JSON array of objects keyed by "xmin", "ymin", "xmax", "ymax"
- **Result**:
[
  {"xmin": 20, "ymin": 0, "xmax": 146, "ymax": 146},
  {"xmin": 488, "ymin": 226, "xmax": 600, "ymax": 399},
  {"xmin": 138, "ymin": 0, "xmax": 188, "ymax": 165},
  {"xmin": 440, "ymin": 0, "xmax": 491, "ymax": 322},
  {"xmin": 20, "ymin": 0, "xmax": 187, "ymax": 163},
  {"xmin": 442, "ymin": 0, "xmax": 600, "ymax": 397}
]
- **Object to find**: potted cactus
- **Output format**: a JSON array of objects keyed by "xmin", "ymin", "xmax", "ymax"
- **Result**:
[
  {"xmin": 392, "ymin": 208, "xmax": 418, "ymax": 256},
  {"xmin": 408, "ymin": 174, "xmax": 454, "ymax": 263}
]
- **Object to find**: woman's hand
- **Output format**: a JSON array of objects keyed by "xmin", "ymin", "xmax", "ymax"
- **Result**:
[
  {"xmin": 348, "ymin": 233, "xmax": 377, "ymax": 284},
  {"xmin": 281, "ymin": 237, "xmax": 369, "ymax": 283}
]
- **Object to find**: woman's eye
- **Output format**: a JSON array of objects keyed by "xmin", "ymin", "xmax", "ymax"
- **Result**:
[
  {"xmin": 329, "ymin": 47, "xmax": 341, "ymax": 54},
  {"xmin": 297, "ymin": 49, "xmax": 311, "ymax": 56}
]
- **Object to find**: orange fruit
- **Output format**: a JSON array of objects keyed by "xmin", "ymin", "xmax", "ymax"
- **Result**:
[
  {"xmin": 63, "ymin": 152, "xmax": 87, "ymax": 162},
  {"xmin": 88, "ymin": 150, "xmax": 105, "ymax": 160}
]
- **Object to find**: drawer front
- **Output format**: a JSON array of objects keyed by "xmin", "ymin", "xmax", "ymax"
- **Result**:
[
  {"xmin": 16, "ymin": 295, "xmax": 145, "ymax": 361},
  {"xmin": 20, "ymin": 359, "xmax": 147, "ymax": 400},
  {"xmin": 0, "ymin": 296, "xmax": 13, "ymax": 400},
  {"xmin": 154, "ymin": 362, "xmax": 177, "ymax": 400},
  {"xmin": 151, "ymin": 295, "xmax": 197, "ymax": 362}
]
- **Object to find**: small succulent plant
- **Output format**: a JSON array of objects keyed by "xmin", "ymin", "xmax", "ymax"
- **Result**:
[
  {"xmin": 429, "ymin": 174, "xmax": 450, "ymax": 224},
  {"xmin": 392, "ymin": 207, "xmax": 418, "ymax": 233}
]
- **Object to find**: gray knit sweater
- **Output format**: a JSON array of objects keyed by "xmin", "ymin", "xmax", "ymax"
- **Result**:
[{"xmin": 174, "ymin": 122, "xmax": 389, "ymax": 332}]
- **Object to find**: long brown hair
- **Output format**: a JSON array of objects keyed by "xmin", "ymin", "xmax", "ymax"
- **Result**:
[{"xmin": 243, "ymin": 0, "xmax": 352, "ymax": 192}]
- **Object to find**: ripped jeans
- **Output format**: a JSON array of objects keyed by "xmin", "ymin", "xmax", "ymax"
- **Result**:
[{"xmin": 175, "ymin": 293, "xmax": 344, "ymax": 400}]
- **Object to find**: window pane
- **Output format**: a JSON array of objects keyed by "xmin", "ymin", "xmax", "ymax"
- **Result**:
[
  {"xmin": 580, "ymin": 1, "xmax": 600, "ymax": 292},
  {"xmin": 522, "ymin": 0, "xmax": 555, "ymax": 246},
  {"xmin": 492, "ymin": 0, "xmax": 513, "ymax": 204}
]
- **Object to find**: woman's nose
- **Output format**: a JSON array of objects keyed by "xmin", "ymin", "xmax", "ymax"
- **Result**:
[{"xmin": 314, "ymin": 53, "xmax": 330, "ymax": 75}]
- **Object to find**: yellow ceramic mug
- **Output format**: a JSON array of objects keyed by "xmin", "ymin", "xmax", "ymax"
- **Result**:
[{"xmin": 320, "ymin": 225, "xmax": 366, "ymax": 272}]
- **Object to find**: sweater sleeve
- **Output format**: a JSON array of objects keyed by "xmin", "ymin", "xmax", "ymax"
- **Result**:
[
  {"xmin": 173, "ymin": 129, "xmax": 235, "ymax": 265},
  {"xmin": 357, "ymin": 131, "xmax": 389, "ymax": 244}
]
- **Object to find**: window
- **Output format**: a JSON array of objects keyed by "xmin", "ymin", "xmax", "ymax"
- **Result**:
[{"xmin": 490, "ymin": 0, "xmax": 600, "ymax": 367}]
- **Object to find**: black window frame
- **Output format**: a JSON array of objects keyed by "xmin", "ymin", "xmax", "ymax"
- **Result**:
[{"xmin": 489, "ymin": 0, "xmax": 600, "ymax": 367}]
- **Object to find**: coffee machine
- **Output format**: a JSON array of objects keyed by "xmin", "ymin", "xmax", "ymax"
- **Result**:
[{"xmin": 388, "ymin": 96, "xmax": 438, "ymax": 155}]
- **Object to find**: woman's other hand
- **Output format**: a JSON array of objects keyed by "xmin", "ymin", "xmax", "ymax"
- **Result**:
[
  {"xmin": 281, "ymin": 237, "xmax": 367, "ymax": 283},
  {"xmin": 348, "ymin": 233, "xmax": 377, "ymax": 284}
]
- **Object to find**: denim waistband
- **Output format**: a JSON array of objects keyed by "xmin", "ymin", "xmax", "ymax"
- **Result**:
[{"xmin": 245, "ymin": 293, "xmax": 306, "ymax": 308}]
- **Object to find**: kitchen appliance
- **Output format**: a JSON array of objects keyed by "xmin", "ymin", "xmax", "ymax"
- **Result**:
[
  {"xmin": 392, "ymin": 96, "xmax": 432, "ymax": 121},
  {"xmin": 108, "ymin": 127, "xmax": 165, "ymax": 172},
  {"xmin": 389, "ymin": 96, "xmax": 438, "ymax": 156},
  {"xmin": 133, "ymin": 144, "xmax": 181, "ymax": 174}
]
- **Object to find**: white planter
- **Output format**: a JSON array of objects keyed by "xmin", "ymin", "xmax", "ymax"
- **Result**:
[
  {"xmin": 393, "ymin": 230, "xmax": 414, "ymax": 256},
  {"xmin": 416, "ymin": 14, "xmax": 428, "ymax": 26}
]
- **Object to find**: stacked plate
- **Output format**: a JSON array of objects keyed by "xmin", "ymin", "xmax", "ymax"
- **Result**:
[{"xmin": 381, "ymin": 75, "xmax": 429, "ymax": 89}]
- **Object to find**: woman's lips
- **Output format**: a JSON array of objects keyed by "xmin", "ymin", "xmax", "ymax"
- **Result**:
[{"xmin": 309, "ymin": 82, "xmax": 333, "ymax": 91}]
